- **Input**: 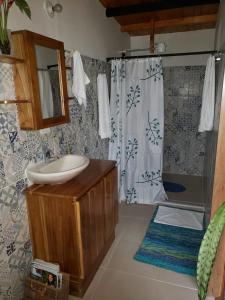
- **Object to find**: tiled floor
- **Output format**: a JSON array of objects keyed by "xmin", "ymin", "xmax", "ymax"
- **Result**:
[
  {"xmin": 163, "ymin": 173, "xmax": 204, "ymax": 209},
  {"xmin": 69, "ymin": 203, "xmax": 198, "ymax": 300}
]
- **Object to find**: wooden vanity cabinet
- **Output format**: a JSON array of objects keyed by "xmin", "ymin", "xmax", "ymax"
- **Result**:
[{"xmin": 25, "ymin": 160, "xmax": 118, "ymax": 297}]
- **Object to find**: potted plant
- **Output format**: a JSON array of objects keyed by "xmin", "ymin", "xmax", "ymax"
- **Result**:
[
  {"xmin": 197, "ymin": 202, "xmax": 225, "ymax": 300},
  {"xmin": 0, "ymin": 0, "xmax": 31, "ymax": 55}
]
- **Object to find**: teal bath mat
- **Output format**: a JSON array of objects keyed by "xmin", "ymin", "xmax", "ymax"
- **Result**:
[{"xmin": 134, "ymin": 208, "xmax": 205, "ymax": 276}]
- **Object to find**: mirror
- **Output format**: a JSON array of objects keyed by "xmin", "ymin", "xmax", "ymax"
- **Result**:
[
  {"xmin": 35, "ymin": 45, "xmax": 62, "ymax": 119},
  {"xmin": 11, "ymin": 30, "xmax": 69, "ymax": 130}
]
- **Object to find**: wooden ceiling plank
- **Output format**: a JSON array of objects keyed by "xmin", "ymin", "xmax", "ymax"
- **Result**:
[
  {"xmin": 99, "ymin": 0, "xmax": 157, "ymax": 8},
  {"xmin": 115, "ymin": 4, "xmax": 219, "ymax": 25},
  {"xmin": 105, "ymin": 0, "xmax": 219, "ymax": 17},
  {"xmin": 121, "ymin": 14, "xmax": 217, "ymax": 35},
  {"xmin": 128, "ymin": 22, "xmax": 216, "ymax": 35}
]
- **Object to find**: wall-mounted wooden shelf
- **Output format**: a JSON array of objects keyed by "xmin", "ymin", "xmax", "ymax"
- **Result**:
[
  {"xmin": 0, "ymin": 54, "xmax": 24, "ymax": 64},
  {"xmin": 0, "ymin": 55, "xmax": 29, "ymax": 105},
  {"xmin": 0, "ymin": 99, "xmax": 31, "ymax": 104}
]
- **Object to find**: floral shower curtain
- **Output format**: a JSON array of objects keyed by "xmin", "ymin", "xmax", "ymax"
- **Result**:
[{"xmin": 109, "ymin": 58, "xmax": 167, "ymax": 204}]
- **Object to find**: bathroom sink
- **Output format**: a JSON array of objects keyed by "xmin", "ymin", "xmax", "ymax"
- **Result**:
[{"xmin": 26, "ymin": 155, "xmax": 90, "ymax": 184}]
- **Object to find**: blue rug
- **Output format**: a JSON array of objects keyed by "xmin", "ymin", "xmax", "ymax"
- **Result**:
[
  {"xmin": 134, "ymin": 208, "xmax": 205, "ymax": 276},
  {"xmin": 163, "ymin": 181, "xmax": 186, "ymax": 193}
]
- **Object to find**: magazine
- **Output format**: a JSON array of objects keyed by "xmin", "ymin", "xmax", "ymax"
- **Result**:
[{"xmin": 31, "ymin": 260, "xmax": 62, "ymax": 288}]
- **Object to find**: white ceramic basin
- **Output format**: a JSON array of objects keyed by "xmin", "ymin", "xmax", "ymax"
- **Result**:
[{"xmin": 26, "ymin": 155, "xmax": 90, "ymax": 184}]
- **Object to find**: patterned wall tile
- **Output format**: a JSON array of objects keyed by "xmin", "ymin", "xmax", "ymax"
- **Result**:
[
  {"xmin": 163, "ymin": 66, "xmax": 206, "ymax": 176},
  {"xmin": 0, "ymin": 132, "xmax": 12, "ymax": 159},
  {"xmin": 7, "ymin": 112, "xmax": 19, "ymax": 132},
  {"xmin": 0, "ymin": 56, "xmax": 110, "ymax": 299},
  {"xmin": 0, "ymin": 63, "xmax": 16, "ymax": 100},
  {"xmin": 26, "ymin": 131, "xmax": 43, "ymax": 162},
  {"xmin": 0, "ymin": 159, "xmax": 7, "ymax": 190},
  {"xmin": 0, "ymin": 113, "xmax": 8, "ymax": 134},
  {"xmin": 0, "ymin": 260, "xmax": 12, "ymax": 299}
]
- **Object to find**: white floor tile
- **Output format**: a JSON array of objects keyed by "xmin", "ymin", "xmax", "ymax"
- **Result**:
[
  {"xmin": 118, "ymin": 216, "xmax": 150, "ymax": 243},
  {"xmin": 119, "ymin": 203, "xmax": 155, "ymax": 220},
  {"xmin": 70, "ymin": 203, "xmax": 200, "ymax": 300},
  {"xmin": 105, "ymin": 238, "xmax": 159, "ymax": 278},
  {"xmin": 92, "ymin": 269, "xmax": 198, "ymax": 300},
  {"xmin": 69, "ymin": 267, "xmax": 104, "ymax": 300}
]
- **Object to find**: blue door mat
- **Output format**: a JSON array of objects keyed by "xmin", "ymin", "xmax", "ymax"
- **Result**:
[{"xmin": 163, "ymin": 181, "xmax": 186, "ymax": 193}]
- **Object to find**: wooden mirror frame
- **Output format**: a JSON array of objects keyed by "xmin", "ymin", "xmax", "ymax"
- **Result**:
[{"xmin": 12, "ymin": 30, "xmax": 70, "ymax": 130}]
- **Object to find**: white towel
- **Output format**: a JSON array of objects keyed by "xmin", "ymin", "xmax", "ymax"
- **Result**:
[
  {"xmin": 66, "ymin": 69, "xmax": 73, "ymax": 98},
  {"xmin": 97, "ymin": 74, "xmax": 112, "ymax": 139},
  {"xmin": 72, "ymin": 51, "xmax": 90, "ymax": 108},
  {"xmin": 198, "ymin": 55, "xmax": 215, "ymax": 132},
  {"xmin": 38, "ymin": 70, "xmax": 54, "ymax": 119},
  {"xmin": 154, "ymin": 206, "xmax": 204, "ymax": 231}
]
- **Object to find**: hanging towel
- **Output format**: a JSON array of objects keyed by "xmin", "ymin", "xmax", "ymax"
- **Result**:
[
  {"xmin": 72, "ymin": 51, "xmax": 90, "ymax": 108},
  {"xmin": 66, "ymin": 69, "xmax": 73, "ymax": 98},
  {"xmin": 38, "ymin": 70, "xmax": 54, "ymax": 119},
  {"xmin": 198, "ymin": 55, "xmax": 215, "ymax": 132},
  {"xmin": 97, "ymin": 74, "xmax": 112, "ymax": 139}
]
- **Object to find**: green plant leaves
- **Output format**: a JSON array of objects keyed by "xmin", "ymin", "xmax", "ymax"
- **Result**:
[
  {"xmin": 15, "ymin": 0, "xmax": 31, "ymax": 19},
  {"xmin": 197, "ymin": 202, "xmax": 225, "ymax": 300}
]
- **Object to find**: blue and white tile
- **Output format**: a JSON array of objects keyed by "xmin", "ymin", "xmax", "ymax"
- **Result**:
[
  {"xmin": 163, "ymin": 66, "xmax": 206, "ymax": 176},
  {"xmin": 0, "ymin": 63, "xmax": 15, "ymax": 97},
  {"xmin": 0, "ymin": 113, "xmax": 8, "ymax": 134},
  {"xmin": 0, "ymin": 259, "xmax": 12, "ymax": 299},
  {"xmin": 7, "ymin": 112, "xmax": 18, "ymax": 132},
  {"xmin": 26, "ymin": 131, "xmax": 43, "ymax": 162}
]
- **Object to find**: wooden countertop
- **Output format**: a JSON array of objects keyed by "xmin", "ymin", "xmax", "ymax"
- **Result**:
[{"xmin": 26, "ymin": 159, "xmax": 116, "ymax": 200}]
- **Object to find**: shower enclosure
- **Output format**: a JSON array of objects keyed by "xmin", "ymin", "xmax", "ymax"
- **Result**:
[
  {"xmin": 163, "ymin": 65, "xmax": 206, "ymax": 209},
  {"xmin": 107, "ymin": 48, "xmax": 225, "ymax": 299},
  {"xmin": 108, "ymin": 58, "xmax": 208, "ymax": 209}
]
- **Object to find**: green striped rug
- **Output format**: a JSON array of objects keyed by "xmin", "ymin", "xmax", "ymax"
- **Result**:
[{"xmin": 134, "ymin": 207, "xmax": 205, "ymax": 276}]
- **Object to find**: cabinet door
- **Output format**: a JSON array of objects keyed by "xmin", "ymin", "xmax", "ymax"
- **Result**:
[
  {"xmin": 79, "ymin": 179, "xmax": 105, "ymax": 275},
  {"xmin": 104, "ymin": 167, "xmax": 118, "ymax": 242},
  {"xmin": 26, "ymin": 194, "xmax": 82, "ymax": 278}
]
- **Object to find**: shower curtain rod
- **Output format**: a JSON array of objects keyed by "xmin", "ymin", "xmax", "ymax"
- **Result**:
[{"xmin": 106, "ymin": 50, "xmax": 217, "ymax": 62}]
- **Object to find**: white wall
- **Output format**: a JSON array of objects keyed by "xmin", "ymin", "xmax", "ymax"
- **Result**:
[
  {"xmin": 8, "ymin": 0, "xmax": 130, "ymax": 60},
  {"xmin": 130, "ymin": 29, "xmax": 216, "ymax": 66}
]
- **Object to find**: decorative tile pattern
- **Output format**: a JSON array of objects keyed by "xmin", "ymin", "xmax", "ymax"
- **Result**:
[
  {"xmin": 0, "ymin": 161, "xmax": 5, "ymax": 177},
  {"xmin": 0, "ymin": 63, "xmax": 16, "ymax": 100},
  {"xmin": 53, "ymin": 55, "xmax": 110, "ymax": 160},
  {"xmin": 163, "ymin": 66, "xmax": 207, "ymax": 176},
  {"xmin": 0, "ymin": 113, "xmax": 8, "ymax": 134},
  {"xmin": 0, "ymin": 55, "xmax": 110, "ymax": 299}
]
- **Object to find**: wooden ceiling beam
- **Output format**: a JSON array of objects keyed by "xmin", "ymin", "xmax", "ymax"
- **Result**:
[
  {"xmin": 106, "ymin": 0, "xmax": 219, "ymax": 17},
  {"xmin": 121, "ymin": 14, "xmax": 217, "ymax": 35},
  {"xmin": 115, "ymin": 4, "xmax": 219, "ymax": 26}
]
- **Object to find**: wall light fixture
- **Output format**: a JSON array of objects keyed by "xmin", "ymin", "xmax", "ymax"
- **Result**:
[{"xmin": 43, "ymin": 0, "xmax": 63, "ymax": 18}]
